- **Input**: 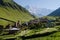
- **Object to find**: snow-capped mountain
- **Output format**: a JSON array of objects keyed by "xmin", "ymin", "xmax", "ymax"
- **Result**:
[{"xmin": 25, "ymin": 5, "xmax": 53, "ymax": 17}]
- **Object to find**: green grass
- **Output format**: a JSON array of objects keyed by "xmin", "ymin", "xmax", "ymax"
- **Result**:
[
  {"xmin": 24, "ymin": 28, "xmax": 57, "ymax": 37},
  {"xmin": 26, "ymin": 31, "xmax": 60, "ymax": 40},
  {"xmin": 26, "ymin": 37, "xmax": 60, "ymax": 40},
  {"xmin": 0, "ymin": 0, "xmax": 34, "ymax": 26},
  {"xmin": 25, "ymin": 26, "xmax": 60, "ymax": 40},
  {"xmin": 1, "ymin": 0, "xmax": 60, "ymax": 40},
  {"xmin": 0, "ymin": 26, "xmax": 59, "ymax": 40},
  {"xmin": 43, "ymin": 16, "xmax": 56, "ymax": 20},
  {"xmin": 0, "ymin": 28, "xmax": 54, "ymax": 39}
]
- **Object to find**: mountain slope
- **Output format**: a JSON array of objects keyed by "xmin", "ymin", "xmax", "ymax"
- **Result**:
[
  {"xmin": 0, "ymin": 0, "xmax": 34, "ymax": 26},
  {"xmin": 25, "ymin": 5, "xmax": 53, "ymax": 17},
  {"xmin": 48, "ymin": 8, "xmax": 60, "ymax": 16}
]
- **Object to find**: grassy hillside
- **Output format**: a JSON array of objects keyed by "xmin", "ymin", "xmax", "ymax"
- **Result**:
[
  {"xmin": 0, "ymin": 0, "xmax": 34, "ymax": 26},
  {"xmin": 25, "ymin": 28, "xmax": 60, "ymax": 40}
]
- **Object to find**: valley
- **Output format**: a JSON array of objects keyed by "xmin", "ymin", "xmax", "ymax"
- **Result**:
[{"xmin": 0, "ymin": 0, "xmax": 60, "ymax": 40}]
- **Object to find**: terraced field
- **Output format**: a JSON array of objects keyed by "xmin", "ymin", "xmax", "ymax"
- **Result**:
[
  {"xmin": 25, "ymin": 26, "xmax": 60, "ymax": 40},
  {"xmin": 0, "ymin": 27, "xmax": 57, "ymax": 40}
]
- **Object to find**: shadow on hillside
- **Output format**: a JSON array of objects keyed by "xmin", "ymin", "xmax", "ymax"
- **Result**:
[
  {"xmin": 21, "ymin": 31, "xmax": 57, "ymax": 40},
  {"xmin": 0, "ymin": 17, "xmax": 15, "ymax": 23},
  {"xmin": 0, "ymin": 0, "xmax": 4, "ymax": 5},
  {"xmin": 6, "ymin": 38, "xmax": 16, "ymax": 40}
]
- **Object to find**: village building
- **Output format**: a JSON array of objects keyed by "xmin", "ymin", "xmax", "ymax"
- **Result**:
[
  {"xmin": 29, "ymin": 19, "xmax": 40, "ymax": 24},
  {"xmin": 9, "ymin": 27, "xmax": 20, "ymax": 31},
  {"xmin": 39, "ymin": 18, "xmax": 48, "ymax": 23},
  {"xmin": 9, "ymin": 27, "xmax": 20, "ymax": 34},
  {"xmin": 15, "ymin": 20, "xmax": 21, "ymax": 28},
  {"xmin": 22, "ymin": 22, "xmax": 29, "ymax": 26}
]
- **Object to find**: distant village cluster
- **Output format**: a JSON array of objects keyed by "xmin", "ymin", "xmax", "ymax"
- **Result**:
[{"xmin": 0, "ymin": 17, "xmax": 60, "ymax": 35}]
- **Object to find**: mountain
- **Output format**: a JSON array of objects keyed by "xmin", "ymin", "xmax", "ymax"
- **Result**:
[
  {"xmin": 0, "ymin": 0, "xmax": 34, "ymax": 26},
  {"xmin": 25, "ymin": 5, "xmax": 53, "ymax": 17},
  {"xmin": 48, "ymin": 8, "xmax": 60, "ymax": 16}
]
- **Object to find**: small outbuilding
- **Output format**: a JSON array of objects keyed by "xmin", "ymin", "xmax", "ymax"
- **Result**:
[{"xmin": 9, "ymin": 28, "xmax": 20, "ymax": 34}]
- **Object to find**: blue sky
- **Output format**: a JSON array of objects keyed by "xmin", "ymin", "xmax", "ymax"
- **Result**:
[{"xmin": 14, "ymin": 0, "xmax": 60, "ymax": 10}]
